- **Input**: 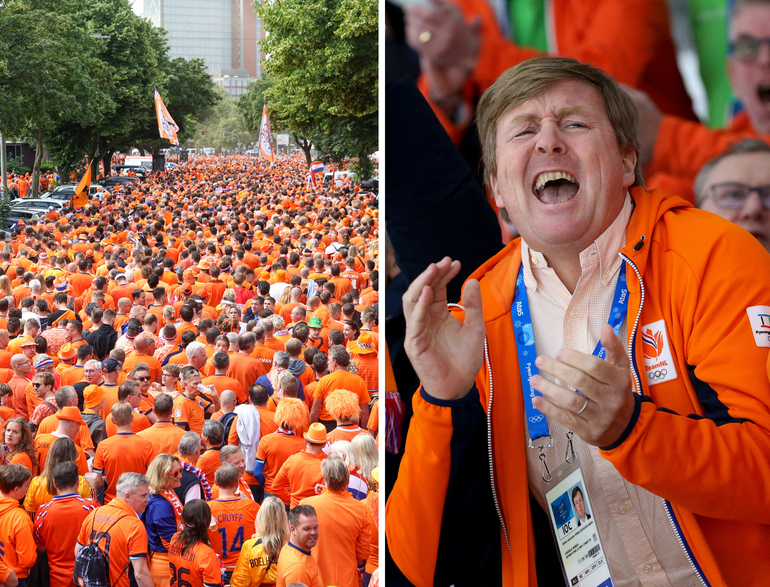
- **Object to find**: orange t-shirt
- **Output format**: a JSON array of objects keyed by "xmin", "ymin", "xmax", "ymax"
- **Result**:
[
  {"xmin": 208, "ymin": 497, "xmax": 261, "ymax": 570},
  {"xmin": 273, "ymin": 450, "xmax": 327, "ymax": 507},
  {"xmin": 0, "ymin": 496, "xmax": 37, "ymax": 578},
  {"xmin": 122, "ymin": 352, "xmax": 161, "ymax": 382},
  {"xmin": 226, "ymin": 353, "xmax": 263, "ymax": 396},
  {"xmin": 137, "ymin": 421, "xmax": 186, "ymax": 456},
  {"xmin": 104, "ymin": 411, "xmax": 151, "ymax": 436},
  {"xmin": 250, "ymin": 345, "xmax": 275, "ymax": 376},
  {"xmin": 313, "ymin": 370, "xmax": 370, "ymax": 421},
  {"xmin": 327, "ymin": 424, "xmax": 369, "ymax": 445},
  {"xmin": 196, "ymin": 448, "xmax": 222, "ymax": 487},
  {"xmin": 167, "ymin": 535, "xmax": 222, "ymax": 587},
  {"xmin": 203, "ymin": 374, "xmax": 246, "ymax": 405},
  {"xmin": 34, "ymin": 494, "xmax": 98, "ymax": 587},
  {"xmin": 255, "ymin": 432, "xmax": 304, "ymax": 503},
  {"xmin": 173, "ymin": 393, "xmax": 210, "ymax": 436},
  {"xmin": 93, "ymin": 432, "xmax": 155, "ymax": 503},
  {"xmin": 77, "ymin": 499, "xmax": 149, "ymax": 587},
  {"xmin": 34, "ymin": 433, "xmax": 88, "ymax": 476}
]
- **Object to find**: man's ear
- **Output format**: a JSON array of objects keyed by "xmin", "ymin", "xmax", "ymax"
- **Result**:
[{"xmin": 622, "ymin": 149, "xmax": 637, "ymax": 188}]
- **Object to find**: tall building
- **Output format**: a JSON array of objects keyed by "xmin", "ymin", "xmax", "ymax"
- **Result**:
[{"xmin": 144, "ymin": 0, "xmax": 266, "ymax": 78}]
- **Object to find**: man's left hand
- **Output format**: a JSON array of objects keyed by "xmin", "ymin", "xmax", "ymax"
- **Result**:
[{"xmin": 531, "ymin": 324, "xmax": 636, "ymax": 447}]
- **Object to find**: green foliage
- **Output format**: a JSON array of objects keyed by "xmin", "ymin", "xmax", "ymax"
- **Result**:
[
  {"xmin": 5, "ymin": 155, "xmax": 29, "ymax": 175},
  {"xmin": 252, "ymin": 0, "xmax": 377, "ymax": 178},
  {"xmin": 191, "ymin": 87, "xmax": 256, "ymax": 151},
  {"xmin": 0, "ymin": 196, "xmax": 10, "ymax": 230}
]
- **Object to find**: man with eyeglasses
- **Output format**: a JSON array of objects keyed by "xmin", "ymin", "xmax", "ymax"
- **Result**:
[
  {"xmin": 694, "ymin": 139, "xmax": 770, "ymax": 251},
  {"xmin": 28, "ymin": 372, "xmax": 56, "ymax": 434},
  {"xmin": 105, "ymin": 381, "xmax": 152, "ymax": 436},
  {"xmin": 631, "ymin": 0, "xmax": 770, "ymax": 200}
]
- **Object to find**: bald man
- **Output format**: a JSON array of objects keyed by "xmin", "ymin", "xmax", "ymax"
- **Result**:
[{"xmin": 9, "ymin": 354, "xmax": 33, "ymax": 419}]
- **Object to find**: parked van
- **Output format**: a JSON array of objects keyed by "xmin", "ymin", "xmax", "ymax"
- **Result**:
[
  {"xmin": 124, "ymin": 156, "xmax": 153, "ymax": 169},
  {"xmin": 323, "ymin": 171, "xmax": 355, "ymax": 187}
]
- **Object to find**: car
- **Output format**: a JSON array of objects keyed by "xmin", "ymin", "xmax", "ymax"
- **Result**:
[
  {"xmin": 4, "ymin": 208, "xmax": 41, "ymax": 230},
  {"xmin": 40, "ymin": 184, "xmax": 76, "ymax": 200},
  {"xmin": 114, "ymin": 165, "xmax": 149, "ymax": 178},
  {"xmin": 100, "ymin": 175, "xmax": 138, "ymax": 189},
  {"xmin": 10, "ymin": 199, "xmax": 65, "ymax": 211}
]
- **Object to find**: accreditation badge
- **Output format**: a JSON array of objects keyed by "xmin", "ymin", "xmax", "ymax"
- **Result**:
[{"xmin": 541, "ymin": 455, "xmax": 613, "ymax": 587}]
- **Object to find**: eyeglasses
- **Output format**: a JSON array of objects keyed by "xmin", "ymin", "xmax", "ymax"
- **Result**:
[
  {"xmin": 167, "ymin": 469, "xmax": 182, "ymax": 478},
  {"xmin": 729, "ymin": 35, "xmax": 770, "ymax": 62},
  {"xmin": 136, "ymin": 376, "xmax": 151, "ymax": 382},
  {"xmin": 707, "ymin": 182, "xmax": 770, "ymax": 209}
]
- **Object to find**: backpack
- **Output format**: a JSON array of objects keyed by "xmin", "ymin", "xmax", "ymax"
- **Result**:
[
  {"xmin": 220, "ymin": 411, "xmax": 238, "ymax": 447},
  {"xmin": 73, "ymin": 514, "xmax": 130, "ymax": 587}
]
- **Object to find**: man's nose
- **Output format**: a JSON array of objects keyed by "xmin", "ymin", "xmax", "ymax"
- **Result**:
[
  {"xmin": 739, "ymin": 190, "xmax": 766, "ymax": 218},
  {"xmin": 536, "ymin": 123, "xmax": 567, "ymax": 155}
]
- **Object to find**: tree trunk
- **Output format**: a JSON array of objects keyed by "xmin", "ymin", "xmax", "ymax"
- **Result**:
[
  {"xmin": 0, "ymin": 132, "xmax": 7, "ymax": 198},
  {"xmin": 31, "ymin": 126, "xmax": 45, "ymax": 198},
  {"xmin": 358, "ymin": 144, "xmax": 371, "ymax": 181},
  {"xmin": 294, "ymin": 133, "xmax": 312, "ymax": 167},
  {"xmin": 103, "ymin": 150, "xmax": 114, "ymax": 176}
]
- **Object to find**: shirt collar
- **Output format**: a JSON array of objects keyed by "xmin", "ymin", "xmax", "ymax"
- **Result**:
[{"xmin": 521, "ymin": 192, "xmax": 633, "ymax": 291}]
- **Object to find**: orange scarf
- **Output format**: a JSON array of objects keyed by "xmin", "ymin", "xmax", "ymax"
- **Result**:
[{"xmin": 162, "ymin": 488, "xmax": 185, "ymax": 532}]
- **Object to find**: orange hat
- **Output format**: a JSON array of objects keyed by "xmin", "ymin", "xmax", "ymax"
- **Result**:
[
  {"xmin": 304, "ymin": 422, "xmax": 328, "ymax": 444},
  {"xmin": 183, "ymin": 270, "xmax": 196, "ymax": 283},
  {"xmin": 20, "ymin": 339, "xmax": 37, "ymax": 348},
  {"xmin": 275, "ymin": 270, "xmax": 287, "ymax": 282},
  {"xmin": 198, "ymin": 260, "xmax": 210, "ymax": 270},
  {"xmin": 84, "ymin": 385, "xmax": 106, "ymax": 409},
  {"xmin": 86, "ymin": 249, "xmax": 94, "ymax": 257},
  {"xmin": 61, "ymin": 239, "xmax": 69, "ymax": 246},
  {"xmin": 58, "ymin": 406, "xmax": 85, "ymax": 426},
  {"xmin": 349, "ymin": 332, "xmax": 376, "ymax": 355},
  {"xmin": 58, "ymin": 343, "xmax": 76, "ymax": 360}
]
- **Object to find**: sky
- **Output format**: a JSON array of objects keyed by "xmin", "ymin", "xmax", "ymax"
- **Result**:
[{"xmin": 130, "ymin": 0, "xmax": 143, "ymax": 16}]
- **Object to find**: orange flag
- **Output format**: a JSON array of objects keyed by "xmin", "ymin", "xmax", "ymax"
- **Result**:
[{"xmin": 72, "ymin": 161, "xmax": 91, "ymax": 208}]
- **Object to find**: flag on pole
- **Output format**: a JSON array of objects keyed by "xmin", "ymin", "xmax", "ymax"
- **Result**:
[
  {"xmin": 307, "ymin": 161, "xmax": 324, "ymax": 186},
  {"xmin": 259, "ymin": 103, "xmax": 274, "ymax": 162},
  {"xmin": 154, "ymin": 86, "xmax": 180, "ymax": 146},
  {"xmin": 72, "ymin": 161, "xmax": 92, "ymax": 208}
]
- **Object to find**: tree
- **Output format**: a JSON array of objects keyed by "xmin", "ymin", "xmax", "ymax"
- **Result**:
[
  {"xmin": 0, "ymin": 0, "xmax": 113, "ymax": 196},
  {"xmin": 253, "ymin": 0, "xmax": 377, "ymax": 178}
]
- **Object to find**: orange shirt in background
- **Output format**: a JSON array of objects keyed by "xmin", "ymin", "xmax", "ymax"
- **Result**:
[
  {"xmin": 208, "ymin": 497, "xmax": 261, "ymax": 570},
  {"xmin": 93, "ymin": 432, "xmax": 154, "ymax": 503}
]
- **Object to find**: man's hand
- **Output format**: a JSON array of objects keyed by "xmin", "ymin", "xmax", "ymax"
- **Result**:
[
  {"xmin": 404, "ymin": 0, "xmax": 481, "ymax": 113},
  {"xmin": 530, "ymin": 324, "xmax": 636, "ymax": 447},
  {"xmin": 403, "ymin": 257, "xmax": 485, "ymax": 401}
]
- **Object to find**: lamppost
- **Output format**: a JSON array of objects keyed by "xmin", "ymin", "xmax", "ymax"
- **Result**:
[{"xmin": 222, "ymin": 131, "xmax": 242, "ymax": 154}]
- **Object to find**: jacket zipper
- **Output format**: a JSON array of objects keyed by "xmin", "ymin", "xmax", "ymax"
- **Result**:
[
  {"xmin": 448, "ymin": 302, "xmax": 511, "ymax": 551},
  {"xmin": 620, "ymin": 252, "xmax": 710, "ymax": 587}
]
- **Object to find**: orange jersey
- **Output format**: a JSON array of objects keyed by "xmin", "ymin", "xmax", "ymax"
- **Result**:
[
  {"xmin": 276, "ymin": 541, "xmax": 324, "ymax": 587},
  {"xmin": 36, "ymin": 414, "xmax": 95, "ymax": 452},
  {"xmin": 77, "ymin": 498, "xmax": 149, "ymax": 587},
  {"xmin": 327, "ymin": 424, "xmax": 369, "ymax": 445},
  {"xmin": 196, "ymin": 448, "xmax": 222, "ymax": 488},
  {"xmin": 0, "ymin": 497, "xmax": 37, "ymax": 578},
  {"xmin": 203, "ymin": 374, "xmax": 246, "ymax": 405},
  {"xmin": 226, "ymin": 353, "xmax": 264, "ymax": 394},
  {"xmin": 93, "ymin": 432, "xmax": 155, "ymax": 503},
  {"xmin": 273, "ymin": 450, "xmax": 327, "ymax": 507},
  {"xmin": 173, "ymin": 393, "xmax": 209, "ymax": 436},
  {"xmin": 168, "ymin": 535, "xmax": 222, "ymax": 587},
  {"xmin": 137, "ymin": 421, "xmax": 186, "ymax": 456},
  {"xmin": 256, "ymin": 431, "xmax": 304, "ymax": 503},
  {"xmin": 34, "ymin": 433, "xmax": 88, "ymax": 476},
  {"xmin": 208, "ymin": 497, "xmax": 261, "ymax": 570},
  {"xmin": 313, "ymin": 370, "xmax": 370, "ymax": 421},
  {"xmin": 104, "ymin": 410, "xmax": 151, "ymax": 436},
  {"xmin": 34, "ymin": 493, "xmax": 98, "ymax": 587}
]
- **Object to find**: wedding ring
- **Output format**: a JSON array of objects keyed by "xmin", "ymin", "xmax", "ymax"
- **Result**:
[
  {"xmin": 577, "ymin": 397, "xmax": 589, "ymax": 415},
  {"xmin": 419, "ymin": 30, "xmax": 432, "ymax": 43}
]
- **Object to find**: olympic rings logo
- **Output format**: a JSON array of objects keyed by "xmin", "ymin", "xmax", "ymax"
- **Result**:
[
  {"xmin": 529, "ymin": 415, "xmax": 544, "ymax": 423},
  {"xmin": 648, "ymin": 369, "xmax": 668, "ymax": 381}
]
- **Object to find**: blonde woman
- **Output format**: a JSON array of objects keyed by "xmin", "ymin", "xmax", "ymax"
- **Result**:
[
  {"xmin": 23, "ymin": 436, "xmax": 92, "ymax": 516},
  {"xmin": 0, "ymin": 275, "xmax": 13, "ymax": 297},
  {"xmin": 230, "ymin": 497, "xmax": 289, "ymax": 587},
  {"xmin": 142, "ymin": 453, "xmax": 184, "ymax": 587},
  {"xmin": 328, "ymin": 440, "xmax": 367, "ymax": 500},
  {"xmin": 351, "ymin": 433, "xmax": 378, "ymax": 492}
]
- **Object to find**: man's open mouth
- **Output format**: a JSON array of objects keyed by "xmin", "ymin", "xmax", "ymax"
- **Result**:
[
  {"xmin": 759, "ymin": 83, "xmax": 770, "ymax": 105},
  {"xmin": 532, "ymin": 171, "xmax": 580, "ymax": 204}
]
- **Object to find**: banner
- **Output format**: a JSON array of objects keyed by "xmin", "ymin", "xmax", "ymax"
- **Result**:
[
  {"xmin": 154, "ymin": 86, "xmax": 180, "ymax": 146},
  {"xmin": 259, "ymin": 103, "xmax": 274, "ymax": 162},
  {"xmin": 307, "ymin": 160, "xmax": 324, "ymax": 186},
  {"xmin": 72, "ymin": 161, "xmax": 92, "ymax": 208}
]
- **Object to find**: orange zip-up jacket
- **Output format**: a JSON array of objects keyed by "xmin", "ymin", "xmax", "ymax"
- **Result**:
[
  {"xmin": 0, "ymin": 497, "xmax": 37, "ymax": 578},
  {"xmin": 422, "ymin": 0, "xmax": 695, "ymax": 144},
  {"xmin": 386, "ymin": 187, "xmax": 770, "ymax": 587}
]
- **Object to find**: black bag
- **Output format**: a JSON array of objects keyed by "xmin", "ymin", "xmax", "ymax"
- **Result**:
[
  {"xmin": 220, "ymin": 411, "xmax": 238, "ymax": 447},
  {"xmin": 73, "ymin": 513, "xmax": 130, "ymax": 587}
]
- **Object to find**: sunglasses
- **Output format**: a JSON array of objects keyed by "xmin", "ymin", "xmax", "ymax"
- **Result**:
[
  {"xmin": 167, "ymin": 469, "xmax": 182, "ymax": 478},
  {"xmin": 31, "ymin": 382, "xmax": 45, "ymax": 388},
  {"xmin": 136, "ymin": 376, "xmax": 151, "ymax": 382}
]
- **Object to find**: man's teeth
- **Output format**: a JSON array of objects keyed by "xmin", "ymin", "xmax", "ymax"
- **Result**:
[{"xmin": 534, "ymin": 171, "xmax": 577, "ymax": 191}]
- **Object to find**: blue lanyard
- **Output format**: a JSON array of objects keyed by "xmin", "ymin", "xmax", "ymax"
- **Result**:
[{"xmin": 512, "ymin": 262, "xmax": 628, "ymax": 442}]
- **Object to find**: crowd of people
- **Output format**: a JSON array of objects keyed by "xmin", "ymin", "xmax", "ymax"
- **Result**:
[{"xmin": 0, "ymin": 153, "xmax": 380, "ymax": 587}]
